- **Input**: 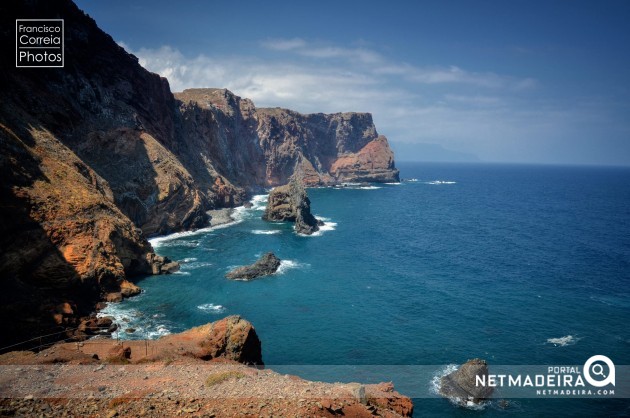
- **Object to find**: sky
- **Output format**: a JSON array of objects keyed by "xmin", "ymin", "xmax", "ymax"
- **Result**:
[{"xmin": 74, "ymin": 0, "xmax": 630, "ymax": 165}]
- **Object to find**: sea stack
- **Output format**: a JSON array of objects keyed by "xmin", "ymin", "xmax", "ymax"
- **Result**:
[
  {"xmin": 226, "ymin": 252, "xmax": 282, "ymax": 280},
  {"xmin": 263, "ymin": 177, "xmax": 323, "ymax": 235},
  {"xmin": 439, "ymin": 358, "xmax": 494, "ymax": 405}
]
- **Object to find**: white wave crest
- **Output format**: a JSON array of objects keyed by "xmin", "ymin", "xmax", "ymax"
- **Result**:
[
  {"xmin": 149, "ymin": 216, "xmax": 243, "ymax": 248},
  {"xmin": 251, "ymin": 230, "xmax": 281, "ymax": 235},
  {"xmin": 430, "ymin": 364, "xmax": 489, "ymax": 410},
  {"xmin": 180, "ymin": 261, "xmax": 213, "ymax": 270},
  {"xmin": 334, "ymin": 183, "xmax": 382, "ymax": 190},
  {"xmin": 429, "ymin": 364, "xmax": 458, "ymax": 396},
  {"xmin": 249, "ymin": 194, "xmax": 269, "ymax": 211},
  {"xmin": 275, "ymin": 259, "xmax": 309, "ymax": 275},
  {"xmin": 425, "ymin": 180, "xmax": 457, "ymax": 185},
  {"xmin": 180, "ymin": 257, "xmax": 197, "ymax": 263},
  {"xmin": 298, "ymin": 221, "xmax": 337, "ymax": 237},
  {"xmin": 197, "ymin": 303, "xmax": 226, "ymax": 313},
  {"xmin": 173, "ymin": 271, "xmax": 191, "ymax": 275},
  {"xmin": 97, "ymin": 303, "xmax": 172, "ymax": 340},
  {"xmin": 404, "ymin": 178, "xmax": 419, "ymax": 182},
  {"xmin": 546, "ymin": 335, "xmax": 580, "ymax": 347},
  {"xmin": 385, "ymin": 182, "xmax": 402, "ymax": 185},
  {"xmin": 146, "ymin": 325, "xmax": 172, "ymax": 339}
]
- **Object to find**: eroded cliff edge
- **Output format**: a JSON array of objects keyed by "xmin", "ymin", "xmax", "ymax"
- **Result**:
[{"xmin": 0, "ymin": 0, "xmax": 399, "ymax": 349}]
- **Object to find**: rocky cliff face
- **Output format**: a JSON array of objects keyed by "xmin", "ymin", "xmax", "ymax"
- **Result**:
[
  {"xmin": 0, "ymin": 0, "xmax": 399, "ymax": 350},
  {"xmin": 176, "ymin": 88, "xmax": 400, "ymax": 186}
]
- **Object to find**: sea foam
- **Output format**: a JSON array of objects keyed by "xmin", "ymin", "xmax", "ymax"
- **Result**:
[
  {"xmin": 298, "ymin": 220, "xmax": 337, "ymax": 237},
  {"xmin": 97, "ymin": 302, "xmax": 172, "ymax": 340},
  {"xmin": 425, "ymin": 180, "xmax": 457, "ymax": 185},
  {"xmin": 546, "ymin": 335, "xmax": 580, "ymax": 347},
  {"xmin": 180, "ymin": 261, "xmax": 213, "ymax": 270},
  {"xmin": 275, "ymin": 259, "xmax": 309, "ymax": 275},
  {"xmin": 251, "ymin": 229, "xmax": 281, "ymax": 235},
  {"xmin": 430, "ymin": 364, "xmax": 489, "ymax": 410},
  {"xmin": 197, "ymin": 303, "xmax": 226, "ymax": 313}
]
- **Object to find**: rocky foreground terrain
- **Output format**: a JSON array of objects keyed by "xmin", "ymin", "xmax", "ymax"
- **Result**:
[
  {"xmin": 0, "ymin": 0, "xmax": 399, "ymax": 349},
  {"xmin": 0, "ymin": 317, "xmax": 413, "ymax": 417}
]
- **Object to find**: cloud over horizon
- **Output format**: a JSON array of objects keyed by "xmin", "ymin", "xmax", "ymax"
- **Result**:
[{"xmin": 123, "ymin": 39, "xmax": 630, "ymax": 165}]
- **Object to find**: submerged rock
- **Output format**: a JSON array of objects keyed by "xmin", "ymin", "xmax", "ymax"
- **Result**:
[
  {"xmin": 262, "ymin": 178, "xmax": 323, "ymax": 235},
  {"xmin": 439, "ymin": 358, "xmax": 493, "ymax": 405},
  {"xmin": 226, "ymin": 252, "xmax": 281, "ymax": 280}
]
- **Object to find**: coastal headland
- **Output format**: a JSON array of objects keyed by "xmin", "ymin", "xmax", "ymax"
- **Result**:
[{"xmin": 0, "ymin": 0, "xmax": 408, "ymax": 415}]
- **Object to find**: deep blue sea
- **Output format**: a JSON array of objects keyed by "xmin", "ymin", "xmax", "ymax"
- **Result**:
[{"xmin": 101, "ymin": 162, "xmax": 630, "ymax": 416}]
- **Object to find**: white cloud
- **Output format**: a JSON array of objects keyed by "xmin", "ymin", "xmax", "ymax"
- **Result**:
[{"xmin": 120, "ymin": 39, "xmax": 625, "ymax": 164}]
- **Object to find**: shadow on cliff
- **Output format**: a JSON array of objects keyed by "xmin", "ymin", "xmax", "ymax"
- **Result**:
[
  {"xmin": 74, "ymin": 128, "xmax": 161, "ymax": 230},
  {"xmin": 0, "ymin": 124, "xmax": 94, "ymax": 353}
]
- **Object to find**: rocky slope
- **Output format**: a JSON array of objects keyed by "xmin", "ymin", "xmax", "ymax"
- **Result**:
[{"xmin": 0, "ymin": 0, "xmax": 399, "ymax": 350}]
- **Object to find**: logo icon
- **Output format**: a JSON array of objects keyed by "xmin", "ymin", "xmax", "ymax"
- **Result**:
[{"xmin": 583, "ymin": 355, "xmax": 615, "ymax": 387}]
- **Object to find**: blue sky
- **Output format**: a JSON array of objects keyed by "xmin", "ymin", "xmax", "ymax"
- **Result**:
[{"xmin": 74, "ymin": 0, "xmax": 630, "ymax": 165}]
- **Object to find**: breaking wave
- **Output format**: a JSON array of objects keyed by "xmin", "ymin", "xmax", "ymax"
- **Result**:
[
  {"xmin": 97, "ymin": 302, "xmax": 173, "ymax": 340},
  {"xmin": 430, "ymin": 364, "xmax": 489, "ymax": 410},
  {"xmin": 425, "ymin": 180, "xmax": 457, "ymax": 185},
  {"xmin": 298, "ymin": 220, "xmax": 337, "ymax": 237},
  {"xmin": 180, "ymin": 261, "xmax": 213, "ymax": 270},
  {"xmin": 251, "ymin": 229, "xmax": 281, "ymax": 235},
  {"xmin": 335, "ymin": 183, "xmax": 382, "ymax": 190},
  {"xmin": 249, "ymin": 194, "xmax": 269, "ymax": 211},
  {"xmin": 546, "ymin": 335, "xmax": 580, "ymax": 347},
  {"xmin": 276, "ymin": 259, "xmax": 309, "ymax": 274},
  {"xmin": 197, "ymin": 303, "xmax": 226, "ymax": 313}
]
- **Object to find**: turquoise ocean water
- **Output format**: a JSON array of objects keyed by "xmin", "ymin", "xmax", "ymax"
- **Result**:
[{"xmin": 101, "ymin": 162, "xmax": 630, "ymax": 416}]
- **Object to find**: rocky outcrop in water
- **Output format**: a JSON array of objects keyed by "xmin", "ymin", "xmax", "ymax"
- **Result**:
[
  {"xmin": 226, "ymin": 253, "xmax": 281, "ymax": 280},
  {"xmin": 439, "ymin": 358, "xmax": 494, "ymax": 405},
  {"xmin": 146, "ymin": 253, "xmax": 180, "ymax": 275},
  {"xmin": 263, "ymin": 178, "xmax": 323, "ymax": 235}
]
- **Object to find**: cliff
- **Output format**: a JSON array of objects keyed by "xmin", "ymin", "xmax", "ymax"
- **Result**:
[
  {"xmin": 176, "ymin": 88, "xmax": 400, "ymax": 186},
  {"xmin": 0, "ymin": 0, "xmax": 399, "ymax": 350}
]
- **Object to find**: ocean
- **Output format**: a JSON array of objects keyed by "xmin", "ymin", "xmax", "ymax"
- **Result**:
[{"xmin": 100, "ymin": 162, "xmax": 630, "ymax": 416}]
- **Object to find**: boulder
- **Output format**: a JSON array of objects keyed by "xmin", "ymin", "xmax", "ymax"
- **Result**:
[
  {"xmin": 226, "ymin": 252, "xmax": 281, "ymax": 280},
  {"xmin": 439, "ymin": 358, "xmax": 493, "ymax": 405},
  {"xmin": 163, "ymin": 315, "xmax": 263, "ymax": 365},
  {"xmin": 366, "ymin": 382, "xmax": 414, "ymax": 417},
  {"xmin": 119, "ymin": 280, "xmax": 141, "ymax": 297},
  {"xmin": 105, "ymin": 292, "xmax": 123, "ymax": 303},
  {"xmin": 262, "ymin": 178, "xmax": 323, "ymax": 235},
  {"xmin": 107, "ymin": 345, "xmax": 131, "ymax": 362},
  {"xmin": 146, "ymin": 253, "xmax": 180, "ymax": 274}
]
